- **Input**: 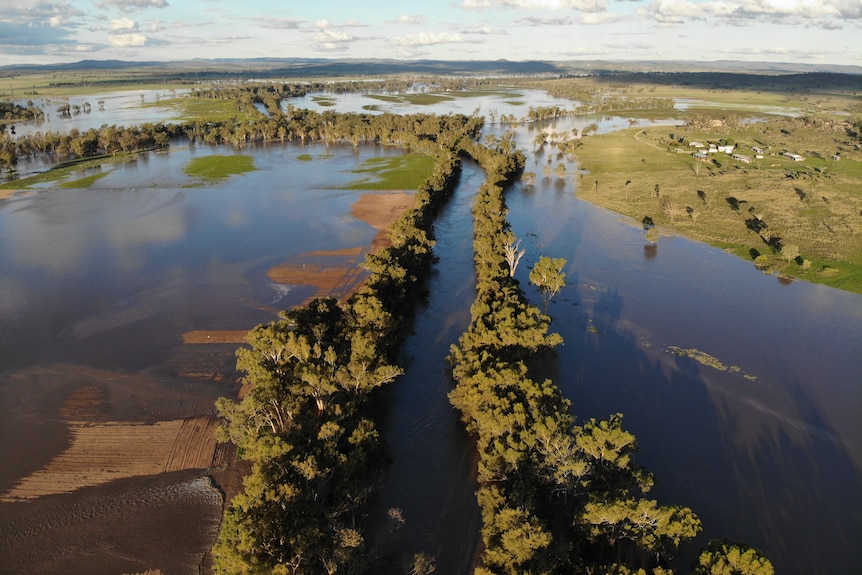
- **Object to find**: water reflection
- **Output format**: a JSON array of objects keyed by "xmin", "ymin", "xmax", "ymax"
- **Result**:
[{"xmin": 504, "ymin": 169, "xmax": 862, "ymax": 575}]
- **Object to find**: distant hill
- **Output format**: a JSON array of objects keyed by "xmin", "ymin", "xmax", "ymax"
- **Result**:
[{"xmin": 2, "ymin": 58, "xmax": 860, "ymax": 77}]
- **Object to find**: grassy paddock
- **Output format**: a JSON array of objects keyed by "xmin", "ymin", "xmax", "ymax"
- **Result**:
[
  {"xmin": 365, "ymin": 93, "xmax": 454, "ymax": 106},
  {"xmin": 60, "ymin": 171, "xmax": 111, "ymax": 188},
  {"xmin": 0, "ymin": 153, "xmax": 130, "ymax": 189},
  {"xmin": 0, "ymin": 69, "xmax": 194, "ymax": 99},
  {"xmin": 342, "ymin": 154, "xmax": 436, "ymax": 190},
  {"xmin": 141, "ymin": 96, "xmax": 243, "ymax": 123},
  {"xmin": 571, "ymin": 116, "xmax": 862, "ymax": 293},
  {"xmin": 183, "ymin": 154, "xmax": 256, "ymax": 183}
]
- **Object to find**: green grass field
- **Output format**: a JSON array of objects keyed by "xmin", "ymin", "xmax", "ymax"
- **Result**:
[
  {"xmin": 60, "ymin": 171, "xmax": 110, "ymax": 188},
  {"xmin": 183, "ymin": 154, "xmax": 256, "ymax": 183},
  {"xmin": 0, "ymin": 70, "xmax": 194, "ymax": 99},
  {"xmin": 570, "ymin": 115, "xmax": 862, "ymax": 293},
  {"xmin": 342, "ymin": 154, "xmax": 436, "ymax": 190},
  {"xmin": 141, "ymin": 96, "xmax": 244, "ymax": 123}
]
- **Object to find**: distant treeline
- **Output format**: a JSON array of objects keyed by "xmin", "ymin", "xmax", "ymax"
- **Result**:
[{"xmin": 0, "ymin": 85, "xmax": 481, "ymax": 172}]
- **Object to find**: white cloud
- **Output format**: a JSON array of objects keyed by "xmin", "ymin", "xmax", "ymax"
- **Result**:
[
  {"xmin": 518, "ymin": 15, "xmax": 575, "ymax": 25},
  {"xmin": 316, "ymin": 28, "xmax": 353, "ymax": 51},
  {"xmin": 579, "ymin": 11, "xmax": 623, "ymax": 23},
  {"xmin": 461, "ymin": 0, "xmax": 494, "ymax": 7},
  {"xmin": 388, "ymin": 14, "xmax": 426, "ymax": 25},
  {"xmin": 642, "ymin": 0, "xmax": 703, "ymax": 23},
  {"xmin": 641, "ymin": 0, "xmax": 858, "ymax": 26},
  {"xmin": 461, "ymin": 24, "xmax": 508, "ymax": 34},
  {"xmin": 461, "ymin": 0, "xmax": 607, "ymax": 10},
  {"xmin": 390, "ymin": 32, "xmax": 464, "ymax": 46},
  {"xmin": 256, "ymin": 17, "xmax": 303, "ymax": 29},
  {"xmin": 98, "ymin": 0, "xmax": 169, "ymax": 13},
  {"xmin": 108, "ymin": 17, "xmax": 147, "ymax": 46},
  {"xmin": 110, "ymin": 17, "xmax": 136, "ymax": 31}
]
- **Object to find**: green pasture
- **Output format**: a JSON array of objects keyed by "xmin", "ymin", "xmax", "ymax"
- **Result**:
[
  {"xmin": 311, "ymin": 95, "xmax": 337, "ymax": 107},
  {"xmin": 342, "ymin": 154, "xmax": 435, "ymax": 190},
  {"xmin": 60, "ymin": 171, "xmax": 110, "ymax": 188},
  {"xmin": 571, "ymin": 117, "xmax": 862, "ymax": 293},
  {"xmin": 0, "ymin": 70, "xmax": 193, "ymax": 99},
  {"xmin": 365, "ymin": 93, "xmax": 453, "ymax": 106},
  {"xmin": 142, "ymin": 97, "xmax": 243, "ymax": 123},
  {"xmin": 183, "ymin": 154, "xmax": 256, "ymax": 184},
  {"xmin": 0, "ymin": 154, "xmax": 123, "ymax": 189}
]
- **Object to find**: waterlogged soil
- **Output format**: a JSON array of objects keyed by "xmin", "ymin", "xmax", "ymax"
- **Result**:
[{"xmin": 0, "ymin": 142, "xmax": 418, "ymax": 574}]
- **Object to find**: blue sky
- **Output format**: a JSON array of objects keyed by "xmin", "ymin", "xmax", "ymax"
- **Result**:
[{"xmin": 1, "ymin": 0, "xmax": 859, "ymax": 67}]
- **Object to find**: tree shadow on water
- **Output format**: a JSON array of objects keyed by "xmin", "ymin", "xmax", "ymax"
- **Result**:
[{"xmin": 545, "ymin": 285, "xmax": 861, "ymax": 575}]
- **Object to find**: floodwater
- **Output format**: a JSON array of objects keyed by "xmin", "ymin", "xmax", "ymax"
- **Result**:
[
  {"xmin": 375, "ymin": 113, "xmax": 862, "ymax": 574},
  {"xmin": 370, "ymin": 160, "xmax": 485, "ymax": 573},
  {"xmin": 1, "ymin": 86, "xmax": 860, "ymax": 574},
  {"xmin": 9, "ymin": 89, "xmax": 190, "ymax": 138},
  {"xmin": 502, "ymin": 153, "xmax": 862, "ymax": 574},
  {"xmin": 0, "ymin": 143, "xmax": 407, "ymax": 372}
]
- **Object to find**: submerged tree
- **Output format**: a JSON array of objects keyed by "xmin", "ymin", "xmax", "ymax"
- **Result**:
[
  {"xmin": 529, "ymin": 256, "xmax": 567, "ymax": 312},
  {"xmin": 693, "ymin": 540, "xmax": 775, "ymax": 575},
  {"xmin": 502, "ymin": 233, "xmax": 526, "ymax": 278}
]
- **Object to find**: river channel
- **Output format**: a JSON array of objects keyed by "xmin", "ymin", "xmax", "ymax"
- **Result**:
[{"xmin": 0, "ymin": 87, "xmax": 860, "ymax": 574}]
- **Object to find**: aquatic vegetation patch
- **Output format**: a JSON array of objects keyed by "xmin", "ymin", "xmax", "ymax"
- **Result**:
[
  {"xmin": 311, "ymin": 95, "xmax": 337, "ymax": 107},
  {"xmin": 364, "ymin": 93, "xmax": 453, "ymax": 106},
  {"xmin": 60, "ymin": 171, "xmax": 111, "ymax": 188},
  {"xmin": 297, "ymin": 154, "xmax": 313, "ymax": 162},
  {"xmin": 668, "ymin": 345, "xmax": 756, "ymax": 380},
  {"xmin": 183, "ymin": 154, "xmax": 255, "ymax": 183},
  {"xmin": 0, "ymin": 154, "xmax": 121, "ymax": 190}
]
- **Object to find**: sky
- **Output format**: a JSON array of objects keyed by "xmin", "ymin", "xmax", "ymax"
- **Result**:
[{"xmin": 0, "ymin": 0, "xmax": 860, "ymax": 68}]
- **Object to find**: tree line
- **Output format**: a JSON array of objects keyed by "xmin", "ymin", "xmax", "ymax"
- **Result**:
[{"xmin": 0, "ymin": 95, "xmax": 486, "ymax": 174}]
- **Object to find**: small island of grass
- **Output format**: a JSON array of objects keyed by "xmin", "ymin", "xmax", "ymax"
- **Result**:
[
  {"xmin": 183, "ymin": 154, "xmax": 256, "ymax": 183},
  {"xmin": 342, "ymin": 154, "xmax": 436, "ymax": 190}
]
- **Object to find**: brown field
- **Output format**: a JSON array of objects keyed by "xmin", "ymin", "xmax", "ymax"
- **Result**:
[
  {"xmin": 265, "ymin": 191, "xmax": 415, "ymax": 305},
  {"xmin": 351, "ymin": 190, "xmax": 414, "ymax": 251},
  {"xmin": 1, "ymin": 416, "xmax": 220, "ymax": 502}
]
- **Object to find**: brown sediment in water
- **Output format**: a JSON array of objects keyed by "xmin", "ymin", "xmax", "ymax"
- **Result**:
[
  {"xmin": 351, "ymin": 190, "xmax": 413, "ymax": 252},
  {"xmin": 0, "ymin": 416, "xmax": 221, "ymax": 502},
  {"xmin": 264, "ymin": 191, "xmax": 415, "ymax": 306}
]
